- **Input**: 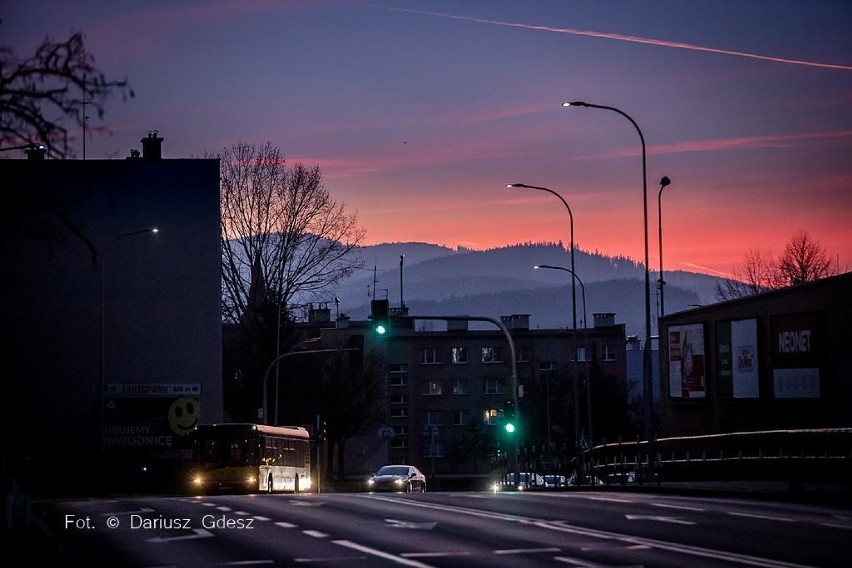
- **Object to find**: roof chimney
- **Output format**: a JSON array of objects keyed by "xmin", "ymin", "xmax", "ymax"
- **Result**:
[
  {"xmin": 140, "ymin": 130, "xmax": 163, "ymax": 160},
  {"xmin": 25, "ymin": 143, "xmax": 47, "ymax": 160}
]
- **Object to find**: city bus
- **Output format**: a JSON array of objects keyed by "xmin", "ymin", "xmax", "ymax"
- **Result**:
[{"xmin": 189, "ymin": 423, "xmax": 311, "ymax": 494}]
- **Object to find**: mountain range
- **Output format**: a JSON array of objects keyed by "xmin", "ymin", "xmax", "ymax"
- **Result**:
[{"xmin": 327, "ymin": 242, "xmax": 727, "ymax": 338}]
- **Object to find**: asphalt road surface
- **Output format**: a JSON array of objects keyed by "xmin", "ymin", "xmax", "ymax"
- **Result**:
[{"xmin": 31, "ymin": 489, "xmax": 852, "ymax": 567}]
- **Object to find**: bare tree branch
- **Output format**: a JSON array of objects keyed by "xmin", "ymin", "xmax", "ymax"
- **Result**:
[{"xmin": 1, "ymin": 30, "xmax": 133, "ymax": 159}]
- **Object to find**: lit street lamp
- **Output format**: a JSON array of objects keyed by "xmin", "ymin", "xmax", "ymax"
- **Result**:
[
  {"xmin": 563, "ymin": 100, "xmax": 655, "ymax": 442},
  {"xmin": 657, "ymin": 176, "xmax": 673, "ymax": 317},
  {"xmin": 99, "ymin": 227, "xmax": 158, "ymax": 460}
]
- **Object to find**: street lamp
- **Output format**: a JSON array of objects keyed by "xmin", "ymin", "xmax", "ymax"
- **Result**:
[
  {"xmin": 657, "ymin": 176, "xmax": 673, "ymax": 317},
  {"xmin": 534, "ymin": 264, "xmax": 592, "ymax": 450},
  {"xmin": 506, "ymin": 184, "xmax": 577, "ymax": 334},
  {"xmin": 562, "ymin": 100, "xmax": 655, "ymax": 442},
  {"xmin": 534, "ymin": 265, "xmax": 586, "ymax": 329},
  {"xmin": 99, "ymin": 227, "xmax": 158, "ymax": 460}
]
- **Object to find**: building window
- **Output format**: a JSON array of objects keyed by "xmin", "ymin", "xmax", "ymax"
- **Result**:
[
  {"xmin": 423, "ymin": 380, "xmax": 443, "ymax": 395},
  {"xmin": 454, "ymin": 410, "xmax": 468, "ymax": 426},
  {"xmin": 483, "ymin": 408, "xmax": 499, "ymax": 426},
  {"xmin": 388, "ymin": 375, "xmax": 409, "ymax": 387},
  {"xmin": 390, "ymin": 437, "xmax": 408, "ymax": 449},
  {"xmin": 423, "ymin": 442, "xmax": 444, "ymax": 458},
  {"xmin": 389, "ymin": 394, "xmax": 408, "ymax": 405},
  {"xmin": 602, "ymin": 345, "xmax": 617, "ymax": 361},
  {"xmin": 481, "ymin": 347, "xmax": 503, "ymax": 363},
  {"xmin": 390, "ymin": 407, "xmax": 408, "ymax": 418},
  {"xmin": 451, "ymin": 347, "xmax": 468, "ymax": 364},
  {"xmin": 573, "ymin": 346, "xmax": 588, "ymax": 362},
  {"xmin": 483, "ymin": 379, "xmax": 500, "ymax": 395},
  {"xmin": 392, "ymin": 425, "xmax": 409, "ymax": 436},
  {"xmin": 538, "ymin": 361, "xmax": 558, "ymax": 372},
  {"xmin": 452, "ymin": 379, "xmax": 469, "ymax": 395},
  {"xmin": 424, "ymin": 411, "xmax": 443, "ymax": 425},
  {"xmin": 516, "ymin": 347, "xmax": 530, "ymax": 362},
  {"xmin": 420, "ymin": 348, "xmax": 441, "ymax": 365},
  {"xmin": 389, "ymin": 363, "xmax": 409, "ymax": 374}
]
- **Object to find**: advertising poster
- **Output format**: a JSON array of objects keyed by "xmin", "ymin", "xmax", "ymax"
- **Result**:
[
  {"xmin": 668, "ymin": 324, "xmax": 706, "ymax": 399},
  {"xmin": 717, "ymin": 319, "xmax": 759, "ymax": 398},
  {"xmin": 771, "ymin": 313, "xmax": 820, "ymax": 398}
]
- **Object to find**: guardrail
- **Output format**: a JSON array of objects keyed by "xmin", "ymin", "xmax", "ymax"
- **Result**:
[{"xmin": 586, "ymin": 428, "xmax": 852, "ymax": 489}]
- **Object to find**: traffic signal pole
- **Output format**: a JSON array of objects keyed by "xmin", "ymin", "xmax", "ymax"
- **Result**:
[{"xmin": 401, "ymin": 314, "xmax": 520, "ymax": 487}]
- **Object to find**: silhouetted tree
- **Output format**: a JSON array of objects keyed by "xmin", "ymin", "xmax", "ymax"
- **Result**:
[
  {"xmin": 1, "ymin": 29, "xmax": 132, "ymax": 158},
  {"xmin": 716, "ymin": 230, "xmax": 841, "ymax": 300},
  {"xmin": 776, "ymin": 230, "xmax": 838, "ymax": 286},
  {"xmin": 216, "ymin": 141, "xmax": 365, "ymax": 324}
]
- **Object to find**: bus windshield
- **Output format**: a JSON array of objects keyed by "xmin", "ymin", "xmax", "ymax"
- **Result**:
[{"xmin": 196, "ymin": 436, "xmax": 259, "ymax": 469}]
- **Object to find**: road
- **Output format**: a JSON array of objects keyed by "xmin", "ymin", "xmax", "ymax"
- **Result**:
[{"xmin": 31, "ymin": 489, "xmax": 851, "ymax": 567}]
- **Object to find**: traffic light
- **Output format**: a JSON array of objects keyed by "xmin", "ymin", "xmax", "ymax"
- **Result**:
[
  {"xmin": 371, "ymin": 299, "xmax": 390, "ymax": 336},
  {"xmin": 502, "ymin": 399, "xmax": 516, "ymax": 435}
]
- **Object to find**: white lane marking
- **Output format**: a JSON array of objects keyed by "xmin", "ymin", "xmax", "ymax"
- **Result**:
[
  {"xmin": 253, "ymin": 516, "xmax": 271, "ymax": 522},
  {"xmin": 212, "ymin": 561, "xmax": 275, "ymax": 566},
  {"xmin": 494, "ymin": 547, "xmax": 562, "ymax": 555},
  {"xmin": 275, "ymin": 521, "xmax": 298, "ymax": 528},
  {"xmin": 102, "ymin": 507, "xmax": 155, "ymax": 516},
  {"xmin": 385, "ymin": 518, "xmax": 437, "ymax": 529},
  {"xmin": 234, "ymin": 511, "xmax": 250, "ymax": 516},
  {"xmin": 728, "ymin": 512, "xmax": 796, "ymax": 523},
  {"xmin": 202, "ymin": 502, "xmax": 217, "ymax": 507},
  {"xmin": 820, "ymin": 522, "xmax": 852, "ymax": 530},
  {"xmin": 146, "ymin": 528, "xmax": 214, "ymax": 543},
  {"xmin": 625, "ymin": 514, "xmax": 696, "ymax": 525},
  {"xmin": 651, "ymin": 502, "xmax": 705, "ymax": 511},
  {"xmin": 303, "ymin": 530, "xmax": 329, "ymax": 538},
  {"xmin": 580, "ymin": 496, "xmax": 634, "ymax": 503},
  {"xmin": 401, "ymin": 552, "xmax": 472, "ymax": 558},
  {"xmin": 216, "ymin": 506, "xmax": 232, "ymax": 511},
  {"xmin": 333, "ymin": 540, "xmax": 436, "ymax": 567}
]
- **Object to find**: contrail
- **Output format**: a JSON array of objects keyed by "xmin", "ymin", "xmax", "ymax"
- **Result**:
[{"xmin": 360, "ymin": 4, "xmax": 852, "ymax": 72}]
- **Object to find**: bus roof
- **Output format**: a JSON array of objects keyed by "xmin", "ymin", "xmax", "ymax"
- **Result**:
[{"xmin": 193, "ymin": 423, "xmax": 310, "ymax": 440}]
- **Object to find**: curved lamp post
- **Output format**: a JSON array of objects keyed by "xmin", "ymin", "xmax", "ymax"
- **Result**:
[
  {"xmin": 657, "ymin": 176, "xmax": 673, "ymax": 317},
  {"xmin": 100, "ymin": 227, "xmax": 159, "ymax": 459},
  {"xmin": 534, "ymin": 264, "xmax": 592, "ymax": 450},
  {"xmin": 563, "ymin": 100, "xmax": 654, "ymax": 442},
  {"xmin": 506, "ymin": 184, "xmax": 577, "ymax": 334}
]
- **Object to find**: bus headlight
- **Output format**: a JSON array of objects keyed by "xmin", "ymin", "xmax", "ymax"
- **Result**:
[
  {"xmin": 192, "ymin": 476, "xmax": 204, "ymax": 486},
  {"xmin": 246, "ymin": 475, "xmax": 257, "ymax": 485}
]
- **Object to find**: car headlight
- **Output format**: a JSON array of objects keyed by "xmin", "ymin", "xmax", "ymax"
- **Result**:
[
  {"xmin": 367, "ymin": 478, "xmax": 375, "ymax": 485},
  {"xmin": 394, "ymin": 478, "xmax": 404, "ymax": 485}
]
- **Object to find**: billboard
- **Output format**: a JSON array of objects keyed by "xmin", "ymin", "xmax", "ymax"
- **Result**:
[
  {"xmin": 771, "ymin": 313, "xmax": 820, "ymax": 398},
  {"xmin": 716, "ymin": 319, "xmax": 759, "ymax": 398},
  {"xmin": 668, "ymin": 324, "xmax": 706, "ymax": 399}
]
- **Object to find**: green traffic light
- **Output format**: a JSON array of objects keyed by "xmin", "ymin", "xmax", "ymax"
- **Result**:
[
  {"xmin": 505, "ymin": 423, "xmax": 515, "ymax": 434},
  {"xmin": 375, "ymin": 324, "xmax": 387, "ymax": 335}
]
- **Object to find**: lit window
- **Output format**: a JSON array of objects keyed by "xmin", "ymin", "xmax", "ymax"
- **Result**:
[
  {"xmin": 423, "ymin": 380, "xmax": 443, "ymax": 395},
  {"xmin": 452, "ymin": 379, "xmax": 469, "ymax": 395},
  {"xmin": 483, "ymin": 408, "xmax": 499, "ymax": 425},
  {"xmin": 451, "ymin": 347, "xmax": 468, "ymax": 364},
  {"xmin": 481, "ymin": 347, "xmax": 503, "ymax": 363}
]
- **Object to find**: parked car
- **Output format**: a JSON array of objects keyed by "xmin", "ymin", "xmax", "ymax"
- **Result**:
[
  {"xmin": 566, "ymin": 474, "xmax": 606, "ymax": 486},
  {"xmin": 543, "ymin": 474, "xmax": 567, "ymax": 488},
  {"xmin": 366, "ymin": 465, "xmax": 427, "ymax": 492},
  {"xmin": 604, "ymin": 471, "xmax": 636, "ymax": 485},
  {"xmin": 500, "ymin": 472, "xmax": 545, "ymax": 490}
]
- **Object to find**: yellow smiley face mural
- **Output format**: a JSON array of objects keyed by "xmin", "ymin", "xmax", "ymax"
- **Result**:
[{"xmin": 168, "ymin": 397, "xmax": 200, "ymax": 436}]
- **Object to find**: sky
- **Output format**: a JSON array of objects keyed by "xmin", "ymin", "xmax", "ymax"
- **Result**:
[{"xmin": 4, "ymin": 0, "xmax": 852, "ymax": 278}]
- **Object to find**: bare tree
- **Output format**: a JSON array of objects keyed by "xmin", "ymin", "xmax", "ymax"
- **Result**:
[
  {"xmin": 716, "ymin": 248, "xmax": 778, "ymax": 300},
  {"xmin": 776, "ymin": 230, "xmax": 838, "ymax": 286},
  {"xmin": 717, "ymin": 231, "xmax": 841, "ymax": 300},
  {"xmin": 218, "ymin": 141, "xmax": 365, "ymax": 323},
  {"xmin": 1, "ymin": 30, "xmax": 133, "ymax": 158}
]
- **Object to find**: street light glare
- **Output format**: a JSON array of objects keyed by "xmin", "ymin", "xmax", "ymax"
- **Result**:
[
  {"xmin": 563, "ymin": 101, "xmax": 588, "ymax": 107},
  {"xmin": 152, "ymin": 228, "xmax": 159, "ymax": 233}
]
